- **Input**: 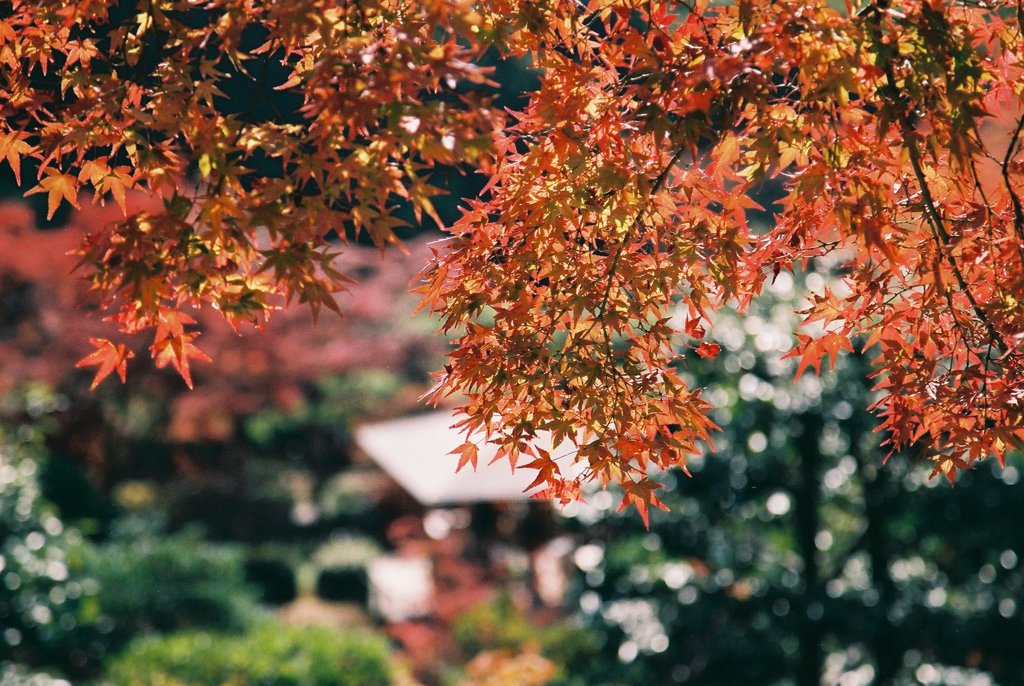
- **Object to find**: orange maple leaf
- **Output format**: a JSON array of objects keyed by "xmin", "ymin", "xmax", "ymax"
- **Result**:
[
  {"xmin": 617, "ymin": 479, "xmax": 668, "ymax": 529},
  {"xmin": 0, "ymin": 131, "xmax": 32, "ymax": 186},
  {"xmin": 24, "ymin": 168, "xmax": 80, "ymax": 219},
  {"xmin": 785, "ymin": 332, "xmax": 854, "ymax": 380},
  {"xmin": 75, "ymin": 338, "xmax": 135, "ymax": 390},
  {"xmin": 451, "ymin": 441, "xmax": 480, "ymax": 472},
  {"xmin": 98, "ymin": 166, "xmax": 135, "ymax": 214},
  {"xmin": 151, "ymin": 333, "xmax": 211, "ymax": 389}
]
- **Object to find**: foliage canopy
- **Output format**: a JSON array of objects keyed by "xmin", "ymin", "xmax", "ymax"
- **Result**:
[{"xmin": 3, "ymin": 0, "xmax": 1024, "ymax": 519}]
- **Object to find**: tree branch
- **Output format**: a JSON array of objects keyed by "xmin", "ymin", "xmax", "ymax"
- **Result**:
[
  {"xmin": 866, "ymin": 8, "xmax": 1007, "ymax": 351},
  {"xmin": 903, "ymin": 135, "xmax": 1006, "ymax": 350},
  {"xmin": 1000, "ymin": 111, "xmax": 1024, "ymax": 265}
]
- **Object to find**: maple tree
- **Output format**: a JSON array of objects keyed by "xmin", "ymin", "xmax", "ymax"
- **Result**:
[
  {"xmin": 0, "ymin": 199, "xmax": 442, "ymax": 488},
  {"xmin": 3, "ymin": 0, "xmax": 1024, "ymax": 521}
]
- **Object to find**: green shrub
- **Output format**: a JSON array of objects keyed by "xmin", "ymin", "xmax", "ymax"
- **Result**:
[
  {"xmin": 315, "ymin": 567, "xmax": 368, "ymax": 603},
  {"xmin": 244, "ymin": 545, "xmax": 300, "ymax": 605},
  {"xmin": 105, "ymin": 621, "xmax": 395, "ymax": 686},
  {"xmin": 452, "ymin": 595, "xmax": 536, "ymax": 656},
  {"xmin": 0, "ymin": 396, "xmax": 104, "ymax": 676},
  {"xmin": 164, "ymin": 471, "xmax": 297, "ymax": 542},
  {"xmin": 245, "ymin": 371, "xmax": 400, "ymax": 453},
  {"xmin": 0, "ymin": 452, "xmax": 100, "ymax": 672},
  {"xmin": 452, "ymin": 596, "xmax": 600, "ymax": 686},
  {"xmin": 312, "ymin": 534, "xmax": 381, "ymax": 569},
  {"xmin": 82, "ymin": 518, "xmax": 263, "ymax": 647},
  {"xmin": 38, "ymin": 454, "xmax": 116, "ymax": 527},
  {"xmin": 318, "ymin": 470, "xmax": 387, "ymax": 524},
  {"xmin": 311, "ymin": 535, "xmax": 381, "ymax": 604}
]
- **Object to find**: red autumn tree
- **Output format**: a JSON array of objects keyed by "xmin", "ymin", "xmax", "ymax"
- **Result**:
[
  {"xmin": 0, "ymin": 199, "xmax": 444, "ymax": 450},
  {"xmin": 2, "ymin": 0, "xmax": 1023, "ymax": 521}
]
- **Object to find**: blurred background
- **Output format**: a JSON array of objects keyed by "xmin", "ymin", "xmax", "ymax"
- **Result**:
[
  {"xmin": 2, "ymin": 50, "xmax": 1024, "ymax": 686},
  {"xmin": 3, "ymin": 193, "xmax": 1024, "ymax": 686}
]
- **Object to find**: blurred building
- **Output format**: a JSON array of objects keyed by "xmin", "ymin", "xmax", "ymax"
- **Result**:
[
  {"xmin": 354, "ymin": 410, "xmax": 546, "ymax": 506},
  {"xmin": 353, "ymin": 411, "xmax": 575, "ymax": 664}
]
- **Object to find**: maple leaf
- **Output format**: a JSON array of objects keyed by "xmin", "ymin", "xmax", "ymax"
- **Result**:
[
  {"xmin": 78, "ymin": 157, "xmax": 110, "ymax": 185},
  {"xmin": 0, "ymin": 131, "xmax": 32, "ymax": 186},
  {"xmin": 785, "ymin": 333, "xmax": 854, "ymax": 381},
  {"xmin": 617, "ymin": 480, "xmax": 669, "ymax": 530},
  {"xmin": 929, "ymin": 454, "xmax": 973, "ymax": 485},
  {"xmin": 24, "ymin": 169, "xmax": 79, "ymax": 220},
  {"xmin": 694, "ymin": 342, "xmax": 721, "ymax": 360},
  {"xmin": 451, "ymin": 441, "xmax": 480, "ymax": 472},
  {"xmin": 75, "ymin": 338, "xmax": 135, "ymax": 390},
  {"xmin": 151, "ymin": 333, "xmax": 212, "ymax": 390},
  {"xmin": 153, "ymin": 308, "xmax": 197, "ymax": 344},
  {"xmin": 98, "ymin": 166, "xmax": 135, "ymax": 214}
]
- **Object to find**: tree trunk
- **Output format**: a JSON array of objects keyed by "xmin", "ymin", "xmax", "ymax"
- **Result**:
[
  {"xmin": 856, "ymin": 441, "xmax": 901, "ymax": 685},
  {"xmin": 794, "ymin": 414, "xmax": 825, "ymax": 686}
]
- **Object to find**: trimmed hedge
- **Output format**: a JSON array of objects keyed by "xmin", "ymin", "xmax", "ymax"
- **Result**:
[
  {"xmin": 244, "ymin": 545, "xmax": 300, "ymax": 605},
  {"xmin": 105, "ymin": 621, "xmax": 394, "ymax": 686},
  {"xmin": 311, "ymin": 535, "xmax": 381, "ymax": 604}
]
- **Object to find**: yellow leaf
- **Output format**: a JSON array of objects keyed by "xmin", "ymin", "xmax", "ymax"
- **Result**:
[
  {"xmin": 778, "ymin": 145, "xmax": 799, "ymax": 171},
  {"xmin": 98, "ymin": 166, "xmax": 135, "ymax": 214},
  {"xmin": 0, "ymin": 131, "xmax": 33, "ymax": 186},
  {"xmin": 78, "ymin": 157, "xmax": 111, "ymax": 185},
  {"xmin": 199, "ymin": 153, "xmax": 213, "ymax": 179},
  {"xmin": 24, "ymin": 169, "xmax": 79, "ymax": 220}
]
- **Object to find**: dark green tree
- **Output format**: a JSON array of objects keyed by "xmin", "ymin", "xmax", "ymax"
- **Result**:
[
  {"xmin": 0, "ymin": 386, "xmax": 103, "ymax": 675},
  {"xmin": 564, "ymin": 273, "xmax": 1024, "ymax": 686}
]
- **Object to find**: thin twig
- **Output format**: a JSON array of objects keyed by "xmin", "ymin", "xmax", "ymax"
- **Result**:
[{"xmin": 1000, "ymin": 112, "xmax": 1024, "ymax": 266}]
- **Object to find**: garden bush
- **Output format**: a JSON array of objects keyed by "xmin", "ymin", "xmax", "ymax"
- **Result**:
[
  {"xmin": 105, "ymin": 621, "xmax": 394, "ymax": 686},
  {"xmin": 82, "ymin": 517, "xmax": 263, "ymax": 647},
  {"xmin": 164, "ymin": 470, "xmax": 298, "ymax": 542},
  {"xmin": 311, "ymin": 535, "xmax": 381, "ymax": 604},
  {"xmin": 315, "ymin": 567, "xmax": 369, "ymax": 604},
  {"xmin": 318, "ymin": 471, "xmax": 375, "ymax": 520},
  {"xmin": 244, "ymin": 545, "xmax": 300, "ymax": 606},
  {"xmin": 0, "ymin": 387, "xmax": 105, "ymax": 676},
  {"xmin": 0, "ymin": 452, "xmax": 102, "ymax": 674},
  {"xmin": 244, "ymin": 371, "xmax": 401, "ymax": 476},
  {"xmin": 452, "ymin": 596, "xmax": 599, "ymax": 686}
]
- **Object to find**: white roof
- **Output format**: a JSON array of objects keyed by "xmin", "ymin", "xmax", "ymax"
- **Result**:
[{"xmin": 353, "ymin": 411, "xmax": 557, "ymax": 505}]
